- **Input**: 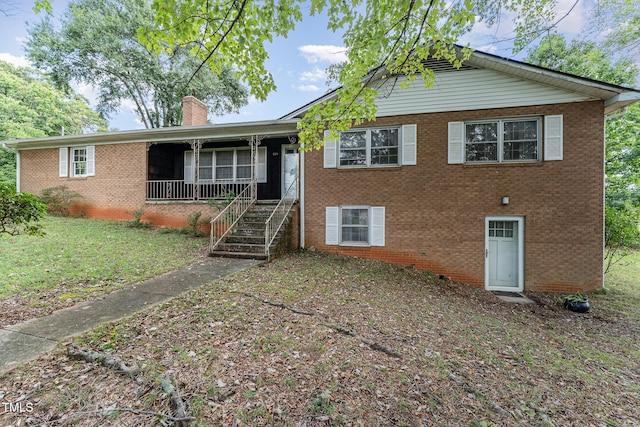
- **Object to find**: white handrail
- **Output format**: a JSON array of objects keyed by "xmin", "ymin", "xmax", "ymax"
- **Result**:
[
  {"xmin": 264, "ymin": 175, "xmax": 298, "ymax": 259},
  {"xmin": 209, "ymin": 178, "xmax": 257, "ymax": 252}
]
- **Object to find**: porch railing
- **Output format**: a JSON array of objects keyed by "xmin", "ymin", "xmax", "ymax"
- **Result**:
[
  {"xmin": 264, "ymin": 175, "xmax": 298, "ymax": 260},
  {"xmin": 146, "ymin": 179, "xmax": 251, "ymax": 201},
  {"xmin": 209, "ymin": 178, "xmax": 257, "ymax": 252}
]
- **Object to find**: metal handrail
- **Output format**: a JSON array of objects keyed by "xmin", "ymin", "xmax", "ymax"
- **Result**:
[
  {"xmin": 209, "ymin": 178, "xmax": 257, "ymax": 252},
  {"xmin": 264, "ymin": 175, "xmax": 298, "ymax": 259}
]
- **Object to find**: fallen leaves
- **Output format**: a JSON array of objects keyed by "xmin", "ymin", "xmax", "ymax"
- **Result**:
[{"xmin": 1, "ymin": 252, "xmax": 639, "ymax": 426}]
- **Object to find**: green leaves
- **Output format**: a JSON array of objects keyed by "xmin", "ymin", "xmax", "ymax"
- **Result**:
[
  {"xmin": 142, "ymin": 0, "xmax": 557, "ymax": 145},
  {"xmin": 0, "ymin": 183, "xmax": 47, "ymax": 237},
  {"xmin": 27, "ymin": 0, "xmax": 249, "ymax": 128}
]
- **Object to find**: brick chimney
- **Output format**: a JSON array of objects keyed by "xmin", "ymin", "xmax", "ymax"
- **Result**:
[{"xmin": 182, "ymin": 96, "xmax": 208, "ymax": 126}]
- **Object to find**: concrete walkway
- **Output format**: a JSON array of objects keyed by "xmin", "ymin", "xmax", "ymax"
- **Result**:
[{"xmin": 0, "ymin": 257, "xmax": 262, "ymax": 373}]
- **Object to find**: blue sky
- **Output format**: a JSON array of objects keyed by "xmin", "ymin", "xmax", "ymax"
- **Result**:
[{"xmin": 0, "ymin": 0, "xmax": 592, "ymax": 132}]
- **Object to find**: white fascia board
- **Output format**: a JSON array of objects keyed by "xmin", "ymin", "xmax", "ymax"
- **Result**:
[{"xmin": 5, "ymin": 119, "xmax": 301, "ymax": 150}]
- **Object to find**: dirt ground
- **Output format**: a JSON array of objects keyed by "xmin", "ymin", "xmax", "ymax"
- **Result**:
[{"xmin": 1, "ymin": 251, "xmax": 638, "ymax": 426}]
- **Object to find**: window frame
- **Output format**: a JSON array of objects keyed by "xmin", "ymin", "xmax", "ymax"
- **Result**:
[
  {"xmin": 338, "ymin": 126, "xmax": 401, "ymax": 168},
  {"xmin": 340, "ymin": 205, "xmax": 371, "ymax": 246},
  {"xmin": 198, "ymin": 148, "xmax": 254, "ymax": 183},
  {"xmin": 464, "ymin": 117, "xmax": 541, "ymax": 164},
  {"xmin": 66, "ymin": 146, "xmax": 94, "ymax": 178}
]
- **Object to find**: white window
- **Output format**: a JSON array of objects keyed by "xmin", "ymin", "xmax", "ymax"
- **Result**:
[
  {"xmin": 324, "ymin": 124, "xmax": 417, "ymax": 168},
  {"xmin": 448, "ymin": 115, "xmax": 563, "ymax": 164},
  {"xmin": 59, "ymin": 146, "xmax": 95, "ymax": 178},
  {"xmin": 72, "ymin": 147, "xmax": 87, "ymax": 176},
  {"xmin": 465, "ymin": 118, "xmax": 540, "ymax": 163},
  {"xmin": 339, "ymin": 128, "xmax": 399, "ymax": 167},
  {"xmin": 186, "ymin": 147, "xmax": 266, "ymax": 183},
  {"xmin": 325, "ymin": 206, "xmax": 385, "ymax": 247}
]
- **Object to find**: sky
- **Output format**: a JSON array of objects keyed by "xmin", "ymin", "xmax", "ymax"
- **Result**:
[{"xmin": 0, "ymin": 0, "xmax": 594, "ymax": 132}]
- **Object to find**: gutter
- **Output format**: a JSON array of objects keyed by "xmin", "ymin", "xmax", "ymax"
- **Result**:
[{"xmin": 605, "ymin": 106, "xmax": 628, "ymax": 121}]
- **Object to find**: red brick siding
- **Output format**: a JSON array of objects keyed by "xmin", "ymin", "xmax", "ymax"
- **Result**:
[
  {"xmin": 182, "ymin": 96, "xmax": 208, "ymax": 126},
  {"xmin": 303, "ymin": 102, "xmax": 604, "ymax": 292},
  {"xmin": 19, "ymin": 142, "xmax": 218, "ymax": 229}
]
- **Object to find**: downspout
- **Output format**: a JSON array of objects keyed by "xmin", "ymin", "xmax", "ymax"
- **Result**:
[
  {"xmin": 605, "ymin": 106, "xmax": 628, "ymax": 121},
  {"xmin": 300, "ymin": 149, "xmax": 305, "ymax": 248}
]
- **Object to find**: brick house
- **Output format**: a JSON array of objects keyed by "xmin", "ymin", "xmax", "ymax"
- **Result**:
[{"xmin": 7, "ymin": 49, "xmax": 640, "ymax": 292}]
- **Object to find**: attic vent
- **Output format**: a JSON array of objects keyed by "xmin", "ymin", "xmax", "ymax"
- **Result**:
[{"xmin": 421, "ymin": 58, "xmax": 478, "ymax": 72}]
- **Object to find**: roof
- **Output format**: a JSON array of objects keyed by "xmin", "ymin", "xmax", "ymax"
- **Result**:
[
  {"xmin": 279, "ymin": 47, "xmax": 640, "ymax": 119},
  {"xmin": 6, "ymin": 46, "xmax": 640, "ymax": 150},
  {"xmin": 5, "ymin": 119, "xmax": 300, "ymax": 150}
]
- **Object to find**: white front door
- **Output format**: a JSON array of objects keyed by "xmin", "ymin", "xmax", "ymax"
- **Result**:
[
  {"xmin": 282, "ymin": 144, "xmax": 299, "ymax": 199},
  {"xmin": 485, "ymin": 216, "xmax": 524, "ymax": 292}
]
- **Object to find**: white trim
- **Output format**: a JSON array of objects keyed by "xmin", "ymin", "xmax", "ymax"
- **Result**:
[
  {"xmin": 86, "ymin": 145, "xmax": 95, "ymax": 176},
  {"xmin": 485, "ymin": 215, "xmax": 525, "ymax": 292},
  {"xmin": 544, "ymin": 115, "xmax": 563, "ymax": 161},
  {"xmin": 323, "ymin": 130, "xmax": 337, "ymax": 168},
  {"xmin": 256, "ymin": 146, "xmax": 267, "ymax": 183},
  {"xmin": 370, "ymin": 206, "xmax": 385, "ymax": 246},
  {"xmin": 401, "ymin": 124, "xmax": 417, "ymax": 166},
  {"xmin": 59, "ymin": 147, "xmax": 68, "ymax": 177},
  {"xmin": 300, "ymin": 149, "xmax": 305, "ymax": 248},
  {"xmin": 325, "ymin": 206, "xmax": 339, "ymax": 245},
  {"xmin": 184, "ymin": 151, "xmax": 194, "ymax": 184},
  {"xmin": 447, "ymin": 122, "xmax": 464, "ymax": 164},
  {"xmin": 281, "ymin": 144, "xmax": 298, "ymax": 197}
]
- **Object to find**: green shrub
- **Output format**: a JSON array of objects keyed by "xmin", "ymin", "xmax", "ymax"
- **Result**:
[
  {"xmin": 40, "ymin": 185, "xmax": 83, "ymax": 216},
  {"xmin": 126, "ymin": 206, "xmax": 152, "ymax": 228},
  {"xmin": 605, "ymin": 205, "xmax": 640, "ymax": 273},
  {"xmin": 1, "ymin": 183, "xmax": 47, "ymax": 236}
]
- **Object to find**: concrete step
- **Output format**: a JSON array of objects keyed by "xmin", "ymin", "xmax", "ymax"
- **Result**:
[
  {"xmin": 216, "ymin": 242, "xmax": 266, "ymax": 253},
  {"xmin": 209, "ymin": 251, "xmax": 268, "ymax": 260},
  {"xmin": 225, "ymin": 235, "xmax": 265, "ymax": 244}
]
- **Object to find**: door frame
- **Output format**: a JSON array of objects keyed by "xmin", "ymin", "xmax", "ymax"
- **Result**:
[
  {"xmin": 484, "ymin": 215, "xmax": 525, "ymax": 292},
  {"xmin": 281, "ymin": 144, "xmax": 299, "ymax": 198}
]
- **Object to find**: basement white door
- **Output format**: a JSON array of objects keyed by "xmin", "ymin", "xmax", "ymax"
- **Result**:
[
  {"xmin": 282, "ymin": 144, "xmax": 299, "ymax": 199},
  {"xmin": 485, "ymin": 216, "xmax": 524, "ymax": 292}
]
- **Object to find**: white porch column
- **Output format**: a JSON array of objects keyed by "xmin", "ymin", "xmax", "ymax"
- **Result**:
[{"xmin": 190, "ymin": 139, "xmax": 202, "ymax": 200}]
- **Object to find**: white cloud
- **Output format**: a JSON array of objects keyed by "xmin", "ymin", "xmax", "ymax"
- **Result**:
[
  {"xmin": 300, "ymin": 68, "xmax": 327, "ymax": 83},
  {"xmin": 296, "ymin": 84, "xmax": 321, "ymax": 92},
  {"xmin": 0, "ymin": 52, "xmax": 30, "ymax": 68},
  {"xmin": 298, "ymin": 45, "xmax": 347, "ymax": 64}
]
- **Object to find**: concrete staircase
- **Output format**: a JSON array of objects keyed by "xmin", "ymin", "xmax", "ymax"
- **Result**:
[{"xmin": 209, "ymin": 201, "xmax": 281, "ymax": 260}]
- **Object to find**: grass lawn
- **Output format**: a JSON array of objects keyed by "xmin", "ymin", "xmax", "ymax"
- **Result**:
[
  {"xmin": 0, "ymin": 216, "xmax": 207, "ymax": 325},
  {"xmin": 0, "ymin": 236, "xmax": 638, "ymax": 425}
]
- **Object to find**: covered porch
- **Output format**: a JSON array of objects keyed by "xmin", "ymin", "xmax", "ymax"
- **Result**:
[{"xmin": 144, "ymin": 121, "xmax": 300, "ymax": 203}]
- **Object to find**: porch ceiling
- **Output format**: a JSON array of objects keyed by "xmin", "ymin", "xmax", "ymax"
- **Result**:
[{"xmin": 5, "ymin": 119, "xmax": 300, "ymax": 150}]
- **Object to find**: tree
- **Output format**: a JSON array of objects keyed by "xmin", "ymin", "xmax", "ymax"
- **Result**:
[
  {"xmin": 0, "ymin": 60, "xmax": 107, "ymax": 185},
  {"xmin": 140, "ymin": 0, "xmax": 559, "ymax": 146},
  {"xmin": 525, "ymin": 34, "xmax": 638, "ymax": 87},
  {"xmin": 591, "ymin": 0, "xmax": 640, "ymax": 58},
  {"xmin": 27, "ymin": 0, "xmax": 249, "ymax": 129},
  {"xmin": 0, "ymin": 182, "xmax": 47, "ymax": 237},
  {"xmin": 526, "ymin": 34, "xmax": 640, "ymax": 268}
]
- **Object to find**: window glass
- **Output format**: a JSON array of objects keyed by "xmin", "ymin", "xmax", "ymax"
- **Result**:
[
  {"xmin": 236, "ymin": 150, "xmax": 252, "ymax": 179},
  {"xmin": 339, "ymin": 131, "xmax": 367, "ymax": 166},
  {"xmin": 199, "ymin": 152, "xmax": 213, "ymax": 180},
  {"xmin": 371, "ymin": 128, "xmax": 399, "ymax": 165},
  {"xmin": 72, "ymin": 148, "xmax": 87, "ymax": 176},
  {"xmin": 503, "ymin": 120, "xmax": 538, "ymax": 160},
  {"xmin": 216, "ymin": 151, "xmax": 234, "ymax": 180},
  {"xmin": 341, "ymin": 208, "xmax": 369, "ymax": 243},
  {"xmin": 466, "ymin": 123, "xmax": 498, "ymax": 162},
  {"xmin": 465, "ymin": 119, "xmax": 540, "ymax": 163}
]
